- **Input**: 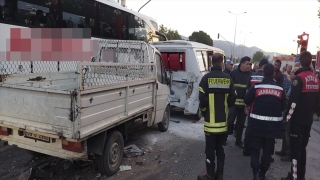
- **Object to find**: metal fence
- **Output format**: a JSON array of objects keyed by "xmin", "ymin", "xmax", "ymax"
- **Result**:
[
  {"xmin": 0, "ymin": 61, "xmax": 79, "ymax": 75},
  {"xmin": 0, "ymin": 40, "xmax": 153, "ymax": 88},
  {"xmin": 79, "ymin": 62, "xmax": 156, "ymax": 88},
  {"xmin": 97, "ymin": 39, "xmax": 150, "ymax": 63}
]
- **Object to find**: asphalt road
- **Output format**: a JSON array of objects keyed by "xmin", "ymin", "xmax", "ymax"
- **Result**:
[{"xmin": 0, "ymin": 112, "xmax": 320, "ymax": 180}]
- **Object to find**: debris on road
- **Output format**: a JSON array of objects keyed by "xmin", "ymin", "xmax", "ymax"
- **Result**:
[
  {"xmin": 119, "ymin": 165, "xmax": 132, "ymax": 171},
  {"xmin": 135, "ymin": 161, "xmax": 146, "ymax": 166},
  {"xmin": 63, "ymin": 163, "xmax": 70, "ymax": 170},
  {"xmin": 170, "ymin": 119, "xmax": 180, "ymax": 123},
  {"xmin": 159, "ymin": 159, "xmax": 169, "ymax": 164},
  {"xmin": 155, "ymin": 154, "xmax": 161, "ymax": 160},
  {"xmin": 18, "ymin": 167, "xmax": 34, "ymax": 180},
  {"xmin": 124, "ymin": 144, "xmax": 144, "ymax": 158}
]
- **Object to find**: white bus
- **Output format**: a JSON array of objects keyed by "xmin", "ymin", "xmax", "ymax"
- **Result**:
[{"xmin": 0, "ymin": 0, "xmax": 166, "ymax": 61}]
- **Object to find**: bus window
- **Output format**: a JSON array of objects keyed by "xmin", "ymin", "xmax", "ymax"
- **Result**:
[
  {"xmin": 61, "ymin": 0, "xmax": 97, "ymax": 35},
  {"xmin": 1, "ymin": 0, "xmax": 16, "ymax": 22},
  {"xmin": 128, "ymin": 15, "xmax": 147, "ymax": 42},
  {"xmin": 0, "ymin": 0, "xmax": 3, "ymax": 20},
  {"xmin": 16, "ymin": 0, "xmax": 59, "ymax": 27},
  {"xmin": 99, "ymin": 3, "xmax": 118, "ymax": 39},
  {"xmin": 150, "ymin": 20, "xmax": 158, "ymax": 31}
]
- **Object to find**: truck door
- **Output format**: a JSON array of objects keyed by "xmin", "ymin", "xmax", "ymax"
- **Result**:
[{"xmin": 154, "ymin": 53, "xmax": 170, "ymax": 124}]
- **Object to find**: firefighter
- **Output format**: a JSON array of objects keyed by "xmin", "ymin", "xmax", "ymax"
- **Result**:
[
  {"xmin": 228, "ymin": 56, "xmax": 252, "ymax": 148},
  {"xmin": 244, "ymin": 64, "xmax": 286, "ymax": 180},
  {"xmin": 197, "ymin": 53, "xmax": 237, "ymax": 180},
  {"xmin": 243, "ymin": 58, "xmax": 269, "ymax": 156},
  {"xmin": 281, "ymin": 51, "xmax": 320, "ymax": 180}
]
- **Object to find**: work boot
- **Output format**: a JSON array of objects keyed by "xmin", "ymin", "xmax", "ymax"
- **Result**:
[
  {"xmin": 281, "ymin": 155, "xmax": 291, "ymax": 162},
  {"xmin": 275, "ymin": 151, "xmax": 287, "ymax": 156},
  {"xmin": 270, "ymin": 157, "xmax": 274, "ymax": 163},
  {"xmin": 252, "ymin": 169, "xmax": 260, "ymax": 180},
  {"xmin": 281, "ymin": 172, "xmax": 293, "ymax": 180},
  {"xmin": 243, "ymin": 147, "xmax": 250, "ymax": 156},
  {"xmin": 197, "ymin": 160, "xmax": 215, "ymax": 180},
  {"xmin": 259, "ymin": 169, "xmax": 266, "ymax": 180},
  {"xmin": 235, "ymin": 141, "xmax": 244, "ymax": 149},
  {"xmin": 215, "ymin": 162, "xmax": 224, "ymax": 180}
]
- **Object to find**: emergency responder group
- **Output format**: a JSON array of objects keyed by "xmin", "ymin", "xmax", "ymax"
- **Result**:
[{"xmin": 197, "ymin": 51, "xmax": 319, "ymax": 180}]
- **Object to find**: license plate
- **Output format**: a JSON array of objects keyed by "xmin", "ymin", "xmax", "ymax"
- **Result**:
[{"xmin": 24, "ymin": 132, "xmax": 50, "ymax": 143}]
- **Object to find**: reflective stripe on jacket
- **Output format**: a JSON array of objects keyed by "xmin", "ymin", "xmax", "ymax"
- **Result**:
[
  {"xmin": 230, "ymin": 68, "xmax": 251, "ymax": 107},
  {"xmin": 199, "ymin": 65, "xmax": 237, "ymax": 134},
  {"xmin": 244, "ymin": 78, "xmax": 286, "ymax": 138}
]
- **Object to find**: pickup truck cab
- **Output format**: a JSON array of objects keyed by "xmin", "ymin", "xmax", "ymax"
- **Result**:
[{"xmin": 152, "ymin": 40, "xmax": 225, "ymax": 120}]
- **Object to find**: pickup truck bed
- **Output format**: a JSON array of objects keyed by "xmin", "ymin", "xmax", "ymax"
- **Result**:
[{"xmin": 0, "ymin": 62, "xmax": 156, "ymax": 140}]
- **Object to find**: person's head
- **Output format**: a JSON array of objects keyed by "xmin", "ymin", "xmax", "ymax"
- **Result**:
[
  {"xmin": 287, "ymin": 65, "xmax": 292, "ymax": 74},
  {"xmin": 225, "ymin": 60, "xmax": 233, "ymax": 71},
  {"xmin": 259, "ymin": 58, "xmax": 269, "ymax": 70},
  {"xmin": 239, "ymin": 56, "xmax": 251, "ymax": 72},
  {"xmin": 212, "ymin": 53, "xmax": 224, "ymax": 67},
  {"xmin": 299, "ymin": 51, "xmax": 312, "ymax": 68},
  {"xmin": 254, "ymin": 62, "xmax": 259, "ymax": 71},
  {"xmin": 263, "ymin": 64, "xmax": 275, "ymax": 78},
  {"xmin": 274, "ymin": 59, "xmax": 282, "ymax": 72},
  {"xmin": 290, "ymin": 67, "xmax": 299, "ymax": 80},
  {"xmin": 282, "ymin": 66, "xmax": 287, "ymax": 73}
]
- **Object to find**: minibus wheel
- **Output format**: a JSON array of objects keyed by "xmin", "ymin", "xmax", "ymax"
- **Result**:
[{"xmin": 193, "ymin": 108, "xmax": 202, "ymax": 121}]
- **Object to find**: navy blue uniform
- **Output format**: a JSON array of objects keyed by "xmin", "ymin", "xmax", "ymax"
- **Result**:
[
  {"xmin": 243, "ymin": 70, "xmax": 264, "ymax": 154},
  {"xmin": 244, "ymin": 77, "xmax": 286, "ymax": 177}
]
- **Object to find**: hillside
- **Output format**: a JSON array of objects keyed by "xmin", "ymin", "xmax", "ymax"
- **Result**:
[{"xmin": 213, "ymin": 40, "xmax": 287, "ymax": 60}]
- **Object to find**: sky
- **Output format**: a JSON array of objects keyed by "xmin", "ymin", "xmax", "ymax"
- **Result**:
[{"xmin": 123, "ymin": 0, "xmax": 320, "ymax": 55}]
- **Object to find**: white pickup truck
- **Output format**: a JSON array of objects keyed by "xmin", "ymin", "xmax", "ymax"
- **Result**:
[{"xmin": 0, "ymin": 40, "xmax": 170, "ymax": 176}]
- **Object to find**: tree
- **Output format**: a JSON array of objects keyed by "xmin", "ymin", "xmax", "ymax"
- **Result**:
[
  {"xmin": 159, "ymin": 24, "xmax": 182, "ymax": 41},
  {"xmin": 252, "ymin": 51, "xmax": 271, "ymax": 62},
  {"xmin": 188, "ymin": 31, "xmax": 213, "ymax": 46}
]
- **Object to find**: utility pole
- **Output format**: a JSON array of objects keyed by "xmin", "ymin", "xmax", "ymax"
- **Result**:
[
  {"xmin": 229, "ymin": 11, "xmax": 247, "ymax": 60},
  {"xmin": 218, "ymin": 33, "xmax": 233, "ymax": 61},
  {"xmin": 138, "ymin": 0, "xmax": 152, "ymax": 12}
]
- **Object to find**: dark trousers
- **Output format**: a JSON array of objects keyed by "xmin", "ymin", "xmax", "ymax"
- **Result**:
[
  {"xmin": 290, "ymin": 121, "xmax": 311, "ymax": 179},
  {"xmin": 250, "ymin": 136, "xmax": 274, "ymax": 172},
  {"xmin": 280, "ymin": 122, "xmax": 291, "ymax": 154},
  {"xmin": 205, "ymin": 133, "xmax": 228, "ymax": 164},
  {"xmin": 228, "ymin": 106, "xmax": 246, "ymax": 142},
  {"xmin": 243, "ymin": 122, "xmax": 251, "ymax": 153}
]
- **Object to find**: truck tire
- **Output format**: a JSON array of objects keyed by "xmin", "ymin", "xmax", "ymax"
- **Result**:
[
  {"xmin": 97, "ymin": 131, "xmax": 124, "ymax": 176},
  {"xmin": 158, "ymin": 106, "xmax": 170, "ymax": 132},
  {"xmin": 193, "ymin": 108, "xmax": 202, "ymax": 121}
]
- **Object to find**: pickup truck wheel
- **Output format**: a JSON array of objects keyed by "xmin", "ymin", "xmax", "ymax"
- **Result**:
[
  {"xmin": 97, "ymin": 131, "xmax": 124, "ymax": 176},
  {"xmin": 158, "ymin": 106, "xmax": 170, "ymax": 132},
  {"xmin": 193, "ymin": 108, "xmax": 202, "ymax": 121}
]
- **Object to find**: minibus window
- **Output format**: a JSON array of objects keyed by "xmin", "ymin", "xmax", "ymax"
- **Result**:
[{"xmin": 196, "ymin": 51, "xmax": 206, "ymax": 72}]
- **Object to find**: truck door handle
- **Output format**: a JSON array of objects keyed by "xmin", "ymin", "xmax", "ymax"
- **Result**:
[{"xmin": 156, "ymin": 83, "xmax": 158, "ymax": 90}]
